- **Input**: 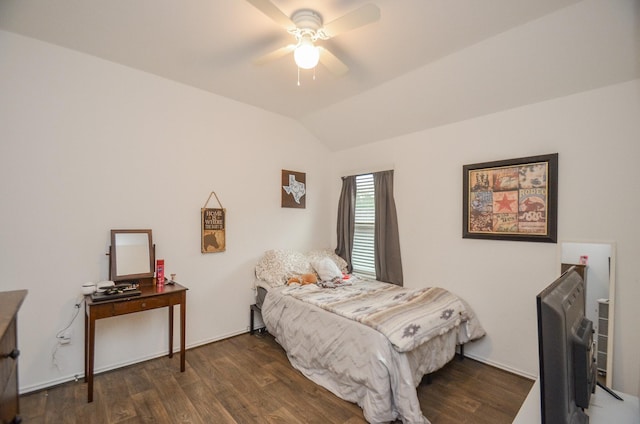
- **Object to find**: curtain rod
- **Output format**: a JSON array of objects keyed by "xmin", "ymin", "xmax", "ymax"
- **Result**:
[{"xmin": 341, "ymin": 165, "xmax": 394, "ymax": 178}]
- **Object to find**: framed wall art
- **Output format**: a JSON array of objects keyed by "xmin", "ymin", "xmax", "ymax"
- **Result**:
[
  {"xmin": 281, "ymin": 169, "xmax": 306, "ymax": 208},
  {"xmin": 462, "ymin": 153, "xmax": 558, "ymax": 242},
  {"xmin": 201, "ymin": 191, "xmax": 226, "ymax": 253}
]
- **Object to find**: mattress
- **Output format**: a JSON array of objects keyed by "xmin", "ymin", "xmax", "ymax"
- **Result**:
[
  {"xmin": 254, "ymin": 277, "xmax": 279, "ymax": 309},
  {"xmin": 261, "ymin": 280, "xmax": 485, "ymax": 424},
  {"xmin": 255, "ymin": 285, "xmax": 268, "ymax": 308}
]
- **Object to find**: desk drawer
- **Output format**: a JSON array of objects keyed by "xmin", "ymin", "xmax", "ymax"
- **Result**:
[{"xmin": 111, "ymin": 296, "xmax": 171, "ymax": 315}]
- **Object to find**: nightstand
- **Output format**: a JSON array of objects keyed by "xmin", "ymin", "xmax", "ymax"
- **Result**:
[{"xmin": 249, "ymin": 304, "xmax": 265, "ymax": 335}]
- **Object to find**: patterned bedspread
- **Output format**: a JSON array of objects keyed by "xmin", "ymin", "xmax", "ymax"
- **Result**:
[
  {"xmin": 262, "ymin": 279, "xmax": 485, "ymax": 424},
  {"xmin": 280, "ymin": 279, "xmax": 471, "ymax": 352}
]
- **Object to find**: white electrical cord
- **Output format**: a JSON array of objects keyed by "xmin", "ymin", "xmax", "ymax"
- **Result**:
[{"xmin": 52, "ymin": 296, "xmax": 84, "ymax": 371}]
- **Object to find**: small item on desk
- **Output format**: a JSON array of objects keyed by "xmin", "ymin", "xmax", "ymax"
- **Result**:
[
  {"xmin": 81, "ymin": 282, "xmax": 96, "ymax": 295},
  {"xmin": 156, "ymin": 259, "xmax": 165, "ymax": 286},
  {"xmin": 166, "ymin": 273, "xmax": 176, "ymax": 285},
  {"xmin": 96, "ymin": 280, "xmax": 115, "ymax": 293},
  {"xmin": 90, "ymin": 286, "xmax": 141, "ymax": 302},
  {"xmin": 105, "ymin": 283, "xmax": 133, "ymax": 295}
]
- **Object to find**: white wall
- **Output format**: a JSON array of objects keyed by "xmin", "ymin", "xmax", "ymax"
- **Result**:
[
  {"xmin": 0, "ymin": 31, "xmax": 333, "ymax": 391},
  {"xmin": 329, "ymin": 79, "xmax": 640, "ymax": 395}
]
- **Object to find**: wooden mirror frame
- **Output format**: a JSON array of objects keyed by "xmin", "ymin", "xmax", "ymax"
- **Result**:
[{"xmin": 109, "ymin": 229, "xmax": 155, "ymax": 282}]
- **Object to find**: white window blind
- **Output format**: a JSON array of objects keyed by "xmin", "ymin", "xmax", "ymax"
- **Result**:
[{"xmin": 353, "ymin": 174, "xmax": 376, "ymax": 278}]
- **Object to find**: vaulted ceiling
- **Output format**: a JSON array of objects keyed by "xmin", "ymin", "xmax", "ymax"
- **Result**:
[{"xmin": 1, "ymin": 0, "xmax": 638, "ymax": 150}]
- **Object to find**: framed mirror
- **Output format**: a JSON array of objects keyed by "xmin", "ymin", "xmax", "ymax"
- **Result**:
[
  {"xmin": 559, "ymin": 241, "xmax": 616, "ymax": 389},
  {"xmin": 110, "ymin": 229, "xmax": 155, "ymax": 282}
]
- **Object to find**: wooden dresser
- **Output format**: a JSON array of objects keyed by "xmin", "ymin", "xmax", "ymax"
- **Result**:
[{"xmin": 0, "ymin": 290, "xmax": 27, "ymax": 424}]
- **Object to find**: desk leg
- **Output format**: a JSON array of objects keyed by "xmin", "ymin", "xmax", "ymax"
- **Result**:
[
  {"xmin": 87, "ymin": 313, "xmax": 95, "ymax": 403},
  {"xmin": 180, "ymin": 292, "xmax": 186, "ymax": 372},
  {"xmin": 168, "ymin": 305, "xmax": 174, "ymax": 358},
  {"xmin": 84, "ymin": 304, "xmax": 88, "ymax": 383}
]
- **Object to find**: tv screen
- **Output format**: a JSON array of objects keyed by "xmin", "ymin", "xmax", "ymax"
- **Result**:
[{"xmin": 537, "ymin": 267, "xmax": 597, "ymax": 424}]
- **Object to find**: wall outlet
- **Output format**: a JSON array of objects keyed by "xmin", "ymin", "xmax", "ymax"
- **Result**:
[
  {"xmin": 58, "ymin": 328, "xmax": 73, "ymax": 344},
  {"xmin": 61, "ymin": 328, "xmax": 73, "ymax": 340}
]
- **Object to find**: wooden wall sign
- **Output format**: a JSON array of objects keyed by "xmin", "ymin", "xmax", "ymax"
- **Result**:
[
  {"xmin": 281, "ymin": 169, "xmax": 306, "ymax": 208},
  {"xmin": 201, "ymin": 192, "xmax": 226, "ymax": 253}
]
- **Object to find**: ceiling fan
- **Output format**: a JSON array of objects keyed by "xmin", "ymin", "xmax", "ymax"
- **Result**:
[{"xmin": 246, "ymin": 0, "xmax": 381, "ymax": 77}]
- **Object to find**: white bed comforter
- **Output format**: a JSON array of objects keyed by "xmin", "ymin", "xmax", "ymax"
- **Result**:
[{"xmin": 262, "ymin": 281, "xmax": 485, "ymax": 424}]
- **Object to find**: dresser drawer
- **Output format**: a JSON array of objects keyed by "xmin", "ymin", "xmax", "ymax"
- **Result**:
[
  {"xmin": 0, "ymin": 290, "xmax": 27, "ymax": 422},
  {"xmin": 0, "ymin": 318, "xmax": 17, "ymax": 393},
  {"xmin": 111, "ymin": 296, "xmax": 171, "ymax": 315},
  {"xmin": 0, "ymin": 363, "xmax": 18, "ymax": 424}
]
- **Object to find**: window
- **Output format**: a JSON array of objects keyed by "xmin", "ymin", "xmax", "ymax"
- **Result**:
[
  {"xmin": 352, "ymin": 174, "xmax": 376, "ymax": 277},
  {"xmin": 337, "ymin": 170, "xmax": 402, "ymax": 285}
]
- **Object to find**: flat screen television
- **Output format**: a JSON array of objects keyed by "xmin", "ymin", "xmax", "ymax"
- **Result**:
[{"xmin": 537, "ymin": 267, "xmax": 597, "ymax": 424}]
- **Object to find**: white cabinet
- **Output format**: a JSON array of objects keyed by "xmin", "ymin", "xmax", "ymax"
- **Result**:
[{"xmin": 597, "ymin": 299, "xmax": 609, "ymax": 376}]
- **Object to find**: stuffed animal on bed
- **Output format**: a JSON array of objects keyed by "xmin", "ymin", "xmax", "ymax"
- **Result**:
[{"xmin": 286, "ymin": 273, "xmax": 318, "ymax": 286}]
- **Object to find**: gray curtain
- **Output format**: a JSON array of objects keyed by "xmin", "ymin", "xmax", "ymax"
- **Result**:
[
  {"xmin": 374, "ymin": 170, "xmax": 403, "ymax": 286},
  {"xmin": 335, "ymin": 175, "xmax": 356, "ymax": 273}
]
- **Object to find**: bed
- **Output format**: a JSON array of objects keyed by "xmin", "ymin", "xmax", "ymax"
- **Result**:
[{"xmin": 254, "ymin": 249, "xmax": 485, "ymax": 424}]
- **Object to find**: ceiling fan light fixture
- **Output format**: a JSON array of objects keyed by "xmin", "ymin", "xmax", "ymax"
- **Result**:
[
  {"xmin": 248, "ymin": 1, "xmax": 381, "ymax": 76},
  {"xmin": 294, "ymin": 37, "xmax": 320, "ymax": 69}
]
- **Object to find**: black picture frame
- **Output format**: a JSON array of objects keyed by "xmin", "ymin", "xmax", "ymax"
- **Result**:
[{"xmin": 463, "ymin": 153, "xmax": 558, "ymax": 243}]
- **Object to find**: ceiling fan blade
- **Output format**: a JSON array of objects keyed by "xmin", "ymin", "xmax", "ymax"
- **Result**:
[
  {"xmin": 254, "ymin": 44, "xmax": 296, "ymax": 65},
  {"xmin": 246, "ymin": 0, "xmax": 295, "ymax": 29},
  {"xmin": 318, "ymin": 47, "xmax": 349, "ymax": 76},
  {"xmin": 322, "ymin": 4, "xmax": 381, "ymax": 38}
]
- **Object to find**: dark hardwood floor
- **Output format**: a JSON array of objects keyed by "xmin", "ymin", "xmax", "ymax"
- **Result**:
[{"xmin": 20, "ymin": 332, "xmax": 533, "ymax": 423}]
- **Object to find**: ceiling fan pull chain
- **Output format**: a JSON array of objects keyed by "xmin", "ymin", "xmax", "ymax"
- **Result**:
[
  {"xmin": 297, "ymin": 67, "xmax": 301, "ymax": 86},
  {"xmin": 313, "ymin": 66, "xmax": 316, "ymax": 81}
]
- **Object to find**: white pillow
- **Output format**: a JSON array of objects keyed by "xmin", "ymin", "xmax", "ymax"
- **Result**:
[
  {"xmin": 306, "ymin": 249, "xmax": 348, "ymax": 273},
  {"xmin": 312, "ymin": 257, "xmax": 343, "ymax": 281}
]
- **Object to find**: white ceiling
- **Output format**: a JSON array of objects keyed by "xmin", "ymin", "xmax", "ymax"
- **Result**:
[{"xmin": 1, "ymin": 0, "xmax": 638, "ymax": 150}]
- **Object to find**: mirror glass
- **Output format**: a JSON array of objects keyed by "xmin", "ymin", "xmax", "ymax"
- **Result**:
[
  {"xmin": 560, "ymin": 241, "xmax": 616, "ymax": 388},
  {"xmin": 110, "ymin": 229, "xmax": 154, "ymax": 281}
]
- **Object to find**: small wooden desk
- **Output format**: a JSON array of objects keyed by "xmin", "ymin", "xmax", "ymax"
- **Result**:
[{"xmin": 84, "ymin": 282, "xmax": 188, "ymax": 402}]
